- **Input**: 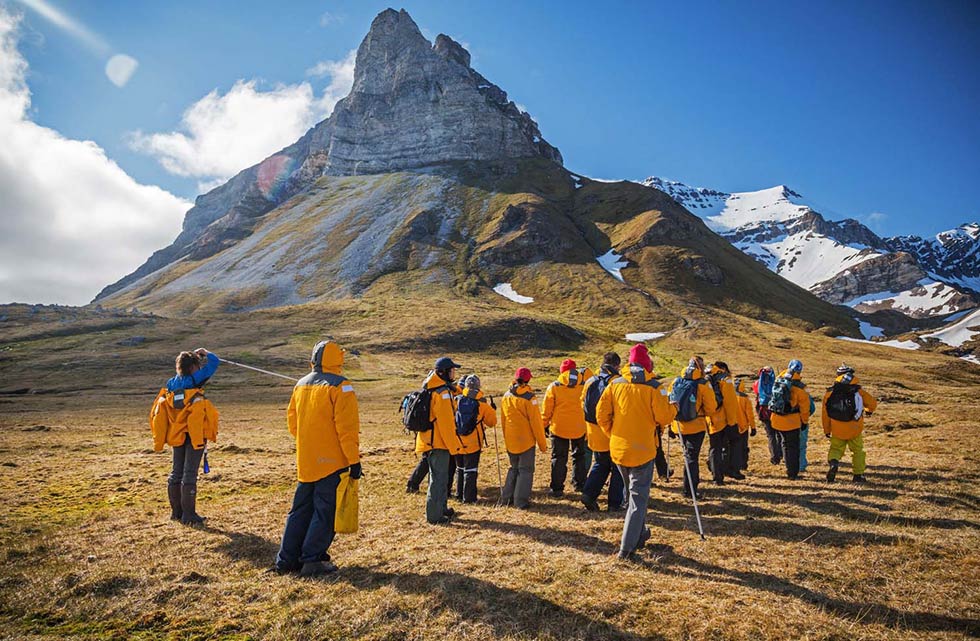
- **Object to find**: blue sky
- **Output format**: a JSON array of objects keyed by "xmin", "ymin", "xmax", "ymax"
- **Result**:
[{"xmin": 2, "ymin": 0, "xmax": 979, "ymax": 304}]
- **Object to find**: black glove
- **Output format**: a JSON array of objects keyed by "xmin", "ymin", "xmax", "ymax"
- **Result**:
[
  {"xmin": 544, "ymin": 426, "xmax": 551, "ymax": 437},
  {"xmin": 349, "ymin": 462, "xmax": 363, "ymax": 479},
  {"xmin": 489, "ymin": 397, "xmax": 497, "ymax": 410},
  {"xmin": 824, "ymin": 433, "xmax": 831, "ymax": 439},
  {"xmin": 750, "ymin": 428, "xmax": 757, "ymax": 437},
  {"xmin": 667, "ymin": 429, "xmax": 677, "ymax": 440}
]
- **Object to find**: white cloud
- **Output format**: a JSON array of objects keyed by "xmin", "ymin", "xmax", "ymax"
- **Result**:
[
  {"xmin": 864, "ymin": 211, "xmax": 888, "ymax": 232},
  {"xmin": 105, "ymin": 53, "xmax": 138, "ymax": 87},
  {"xmin": 14, "ymin": 0, "xmax": 108, "ymax": 54},
  {"xmin": 319, "ymin": 11, "xmax": 342, "ymax": 27},
  {"xmin": 130, "ymin": 49, "xmax": 356, "ymax": 190},
  {"xmin": 0, "ymin": 9, "xmax": 190, "ymax": 306}
]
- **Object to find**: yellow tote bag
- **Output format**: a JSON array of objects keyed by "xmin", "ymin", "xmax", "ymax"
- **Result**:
[{"xmin": 334, "ymin": 472, "xmax": 359, "ymax": 534}]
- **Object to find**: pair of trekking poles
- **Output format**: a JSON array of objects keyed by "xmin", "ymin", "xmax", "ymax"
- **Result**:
[{"xmin": 221, "ymin": 358, "xmax": 704, "ymax": 539}]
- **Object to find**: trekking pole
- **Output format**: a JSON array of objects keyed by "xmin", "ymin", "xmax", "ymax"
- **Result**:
[
  {"xmin": 220, "ymin": 358, "xmax": 298, "ymax": 382},
  {"xmin": 491, "ymin": 423, "xmax": 504, "ymax": 500},
  {"xmin": 675, "ymin": 429, "xmax": 706, "ymax": 540},
  {"xmin": 665, "ymin": 429, "xmax": 671, "ymax": 479}
]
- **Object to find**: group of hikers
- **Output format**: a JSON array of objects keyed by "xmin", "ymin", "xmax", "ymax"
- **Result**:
[{"xmin": 149, "ymin": 339, "xmax": 878, "ymax": 573}]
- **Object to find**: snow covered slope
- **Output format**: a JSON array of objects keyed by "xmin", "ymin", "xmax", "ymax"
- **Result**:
[
  {"xmin": 922, "ymin": 307, "xmax": 980, "ymax": 347},
  {"xmin": 643, "ymin": 177, "xmax": 978, "ymax": 319}
]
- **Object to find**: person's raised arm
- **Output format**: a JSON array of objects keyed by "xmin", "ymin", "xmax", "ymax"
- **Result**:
[{"xmin": 192, "ymin": 350, "xmax": 220, "ymax": 386}]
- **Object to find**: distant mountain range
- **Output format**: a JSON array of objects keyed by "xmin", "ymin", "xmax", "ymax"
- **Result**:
[{"xmin": 642, "ymin": 177, "xmax": 979, "ymax": 319}]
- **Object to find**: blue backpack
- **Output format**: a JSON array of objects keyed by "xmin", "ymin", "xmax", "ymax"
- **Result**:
[
  {"xmin": 769, "ymin": 377, "xmax": 797, "ymax": 415},
  {"xmin": 582, "ymin": 372, "xmax": 613, "ymax": 424},
  {"xmin": 757, "ymin": 368, "xmax": 775, "ymax": 406},
  {"xmin": 455, "ymin": 394, "xmax": 481, "ymax": 436},
  {"xmin": 670, "ymin": 377, "xmax": 701, "ymax": 422}
]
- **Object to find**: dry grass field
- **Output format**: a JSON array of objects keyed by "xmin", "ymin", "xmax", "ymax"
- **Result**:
[{"xmin": 1, "ymin": 302, "xmax": 978, "ymax": 640}]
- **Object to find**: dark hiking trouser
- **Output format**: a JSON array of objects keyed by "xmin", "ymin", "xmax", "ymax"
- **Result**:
[
  {"xmin": 551, "ymin": 435, "xmax": 588, "ymax": 492},
  {"xmin": 407, "ymin": 451, "xmax": 429, "ymax": 490},
  {"xmin": 447, "ymin": 454, "xmax": 457, "ymax": 496},
  {"xmin": 763, "ymin": 420, "xmax": 782, "ymax": 464},
  {"xmin": 653, "ymin": 428, "xmax": 669, "ymax": 479},
  {"xmin": 722, "ymin": 425, "xmax": 742, "ymax": 476},
  {"xmin": 776, "ymin": 428, "xmax": 801, "ymax": 479},
  {"xmin": 731, "ymin": 430, "xmax": 749, "ymax": 472},
  {"xmin": 276, "ymin": 470, "xmax": 341, "ymax": 568},
  {"xmin": 501, "ymin": 447, "xmax": 535, "ymax": 508},
  {"xmin": 678, "ymin": 431, "xmax": 705, "ymax": 497},
  {"xmin": 708, "ymin": 427, "xmax": 737, "ymax": 482},
  {"xmin": 455, "ymin": 451, "xmax": 481, "ymax": 503},
  {"xmin": 582, "ymin": 450, "xmax": 626, "ymax": 508},
  {"xmin": 617, "ymin": 460, "xmax": 654, "ymax": 556},
  {"xmin": 169, "ymin": 434, "xmax": 205, "ymax": 487},
  {"xmin": 425, "ymin": 449, "xmax": 451, "ymax": 523}
]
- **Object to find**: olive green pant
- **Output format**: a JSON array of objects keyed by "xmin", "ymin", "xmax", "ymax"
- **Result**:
[{"xmin": 828, "ymin": 434, "xmax": 865, "ymax": 475}]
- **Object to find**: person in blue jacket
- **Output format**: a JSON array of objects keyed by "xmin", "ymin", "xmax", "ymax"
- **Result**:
[{"xmin": 165, "ymin": 348, "xmax": 220, "ymax": 524}]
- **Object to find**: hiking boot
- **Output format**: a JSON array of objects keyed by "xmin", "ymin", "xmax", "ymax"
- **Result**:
[
  {"xmin": 826, "ymin": 460, "xmax": 839, "ymax": 483},
  {"xmin": 581, "ymin": 494, "xmax": 600, "ymax": 512},
  {"xmin": 270, "ymin": 562, "xmax": 301, "ymax": 575},
  {"xmin": 444, "ymin": 507, "xmax": 456, "ymax": 518},
  {"xmin": 713, "ymin": 479, "xmax": 725, "ymax": 486},
  {"xmin": 636, "ymin": 527, "xmax": 651, "ymax": 550},
  {"xmin": 180, "ymin": 484, "xmax": 206, "ymax": 526},
  {"xmin": 729, "ymin": 472, "xmax": 746, "ymax": 481},
  {"xmin": 299, "ymin": 560, "xmax": 338, "ymax": 577},
  {"xmin": 608, "ymin": 503, "xmax": 627, "ymax": 512},
  {"xmin": 167, "ymin": 483, "xmax": 182, "ymax": 521},
  {"xmin": 852, "ymin": 474, "xmax": 867, "ymax": 483},
  {"xmin": 406, "ymin": 484, "xmax": 419, "ymax": 494},
  {"xmin": 548, "ymin": 488, "xmax": 564, "ymax": 498}
]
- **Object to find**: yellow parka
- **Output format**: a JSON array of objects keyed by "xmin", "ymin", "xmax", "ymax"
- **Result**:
[
  {"xmin": 456, "ymin": 387, "xmax": 498, "ymax": 455},
  {"xmin": 734, "ymin": 379, "xmax": 756, "ymax": 434},
  {"xmin": 150, "ymin": 387, "xmax": 219, "ymax": 451},
  {"xmin": 583, "ymin": 366, "xmax": 619, "ymax": 452},
  {"xmin": 770, "ymin": 370, "xmax": 811, "ymax": 431},
  {"xmin": 596, "ymin": 366, "xmax": 676, "ymax": 467},
  {"xmin": 288, "ymin": 341, "xmax": 360, "ymax": 483},
  {"xmin": 822, "ymin": 374, "xmax": 877, "ymax": 441},
  {"xmin": 500, "ymin": 382, "xmax": 547, "ymax": 455},
  {"xmin": 541, "ymin": 367, "xmax": 594, "ymax": 440},
  {"xmin": 415, "ymin": 373, "xmax": 462, "ymax": 454},
  {"xmin": 669, "ymin": 366, "xmax": 718, "ymax": 436},
  {"xmin": 705, "ymin": 366, "xmax": 739, "ymax": 435}
]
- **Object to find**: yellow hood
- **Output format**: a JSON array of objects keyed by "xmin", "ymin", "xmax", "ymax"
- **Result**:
[{"xmin": 311, "ymin": 340, "xmax": 344, "ymax": 375}]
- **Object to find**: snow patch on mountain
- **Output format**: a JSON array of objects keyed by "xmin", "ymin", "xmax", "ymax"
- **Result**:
[
  {"xmin": 597, "ymin": 250, "xmax": 629, "ymax": 282},
  {"xmin": 921, "ymin": 307, "xmax": 980, "ymax": 347},
  {"xmin": 845, "ymin": 280, "xmax": 963, "ymax": 316},
  {"xmin": 625, "ymin": 332, "xmax": 665, "ymax": 341},
  {"xmin": 493, "ymin": 283, "xmax": 533, "ymax": 304},
  {"xmin": 836, "ymin": 336, "xmax": 920, "ymax": 350}
]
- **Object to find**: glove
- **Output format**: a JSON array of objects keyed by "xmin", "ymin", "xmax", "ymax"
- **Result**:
[
  {"xmin": 750, "ymin": 428, "xmax": 757, "ymax": 437},
  {"xmin": 349, "ymin": 462, "xmax": 363, "ymax": 479},
  {"xmin": 667, "ymin": 429, "xmax": 677, "ymax": 440},
  {"xmin": 544, "ymin": 426, "xmax": 551, "ymax": 437},
  {"xmin": 489, "ymin": 397, "xmax": 497, "ymax": 410},
  {"xmin": 865, "ymin": 411, "xmax": 873, "ymax": 417},
  {"xmin": 824, "ymin": 433, "xmax": 831, "ymax": 439}
]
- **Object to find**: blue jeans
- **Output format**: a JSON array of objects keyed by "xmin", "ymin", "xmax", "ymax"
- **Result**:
[
  {"xmin": 799, "ymin": 425, "xmax": 809, "ymax": 472},
  {"xmin": 582, "ymin": 450, "xmax": 625, "ymax": 508},
  {"xmin": 276, "ymin": 470, "xmax": 342, "ymax": 568}
]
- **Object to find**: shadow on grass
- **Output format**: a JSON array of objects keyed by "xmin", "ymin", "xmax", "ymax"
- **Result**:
[
  {"xmin": 209, "ymin": 527, "xmax": 278, "ymax": 569},
  {"xmin": 638, "ymin": 547, "xmax": 980, "ymax": 636},
  {"xmin": 461, "ymin": 517, "xmax": 618, "ymax": 555},
  {"xmin": 337, "ymin": 566, "xmax": 661, "ymax": 641}
]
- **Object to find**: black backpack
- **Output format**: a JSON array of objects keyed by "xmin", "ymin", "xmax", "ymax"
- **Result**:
[
  {"xmin": 707, "ymin": 373, "xmax": 724, "ymax": 407},
  {"xmin": 582, "ymin": 372, "xmax": 613, "ymax": 424},
  {"xmin": 402, "ymin": 386, "xmax": 437, "ymax": 433},
  {"xmin": 769, "ymin": 377, "xmax": 798, "ymax": 416},
  {"xmin": 826, "ymin": 382, "xmax": 860, "ymax": 422},
  {"xmin": 455, "ymin": 393, "xmax": 481, "ymax": 436},
  {"xmin": 670, "ymin": 377, "xmax": 701, "ymax": 422}
]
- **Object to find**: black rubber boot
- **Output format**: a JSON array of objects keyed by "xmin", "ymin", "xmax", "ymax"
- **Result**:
[
  {"xmin": 180, "ymin": 484, "xmax": 205, "ymax": 525},
  {"xmin": 167, "ymin": 483, "xmax": 183, "ymax": 521},
  {"xmin": 826, "ymin": 459, "xmax": 839, "ymax": 483}
]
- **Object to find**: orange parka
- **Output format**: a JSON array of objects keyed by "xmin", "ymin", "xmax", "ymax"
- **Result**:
[
  {"xmin": 596, "ymin": 366, "xmax": 676, "ymax": 467},
  {"xmin": 150, "ymin": 387, "xmax": 219, "ymax": 451},
  {"xmin": 415, "ymin": 373, "xmax": 462, "ymax": 454},
  {"xmin": 734, "ymin": 379, "xmax": 756, "ymax": 434},
  {"xmin": 668, "ymin": 366, "xmax": 718, "ymax": 436},
  {"xmin": 456, "ymin": 387, "xmax": 498, "ymax": 455},
  {"xmin": 541, "ymin": 367, "xmax": 594, "ymax": 440},
  {"xmin": 822, "ymin": 374, "xmax": 878, "ymax": 441},
  {"xmin": 770, "ymin": 370, "xmax": 812, "ymax": 431},
  {"xmin": 705, "ymin": 366, "xmax": 739, "ymax": 435},
  {"xmin": 500, "ymin": 382, "xmax": 547, "ymax": 455},
  {"xmin": 288, "ymin": 341, "xmax": 360, "ymax": 483}
]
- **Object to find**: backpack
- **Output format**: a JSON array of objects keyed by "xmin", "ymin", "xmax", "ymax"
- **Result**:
[
  {"xmin": 582, "ymin": 372, "xmax": 613, "ymax": 424},
  {"xmin": 402, "ymin": 386, "xmax": 436, "ymax": 433},
  {"xmin": 670, "ymin": 377, "xmax": 701, "ymax": 422},
  {"xmin": 707, "ymin": 374, "xmax": 724, "ymax": 407},
  {"xmin": 826, "ymin": 383, "xmax": 863, "ymax": 422},
  {"xmin": 757, "ymin": 368, "xmax": 775, "ymax": 406},
  {"xmin": 768, "ymin": 377, "xmax": 798, "ymax": 416},
  {"xmin": 455, "ymin": 393, "xmax": 481, "ymax": 436}
]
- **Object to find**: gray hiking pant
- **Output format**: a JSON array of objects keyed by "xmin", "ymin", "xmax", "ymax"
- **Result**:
[
  {"xmin": 617, "ymin": 460, "xmax": 654, "ymax": 556},
  {"xmin": 425, "ymin": 449, "xmax": 451, "ymax": 523},
  {"xmin": 501, "ymin": 447, "xmax": 536, "ymax": 508}
]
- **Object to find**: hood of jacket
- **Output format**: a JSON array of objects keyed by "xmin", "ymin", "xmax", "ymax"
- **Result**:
[{"xmin": 311, "ymin": 340, "xmax": 344, "ymax": 375}]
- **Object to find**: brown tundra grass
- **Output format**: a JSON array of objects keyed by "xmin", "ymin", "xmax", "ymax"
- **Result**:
[{"xmin": 0, "ymin": 303, "xmax": 978, "ymax": 640}]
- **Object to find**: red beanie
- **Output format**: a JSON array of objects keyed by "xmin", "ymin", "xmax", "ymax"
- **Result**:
[
  {"xmin": 515, "ymin": 367, "xmax": 533, "ymax": 383},
  {"xmin": 629, "ymin": 343, "xmax": 653, "ymax": 372},
  {"xmin": 560, "ymin": 359, "xmax": 577, "ymax": 373}
]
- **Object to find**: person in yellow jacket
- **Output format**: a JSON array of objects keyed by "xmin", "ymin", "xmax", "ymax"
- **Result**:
[
  {"xmin": 596, "ymin": 343, "xmax": 676, "ymax": 560},
  {"xmin": 769, "ymin": 359, "xmax": 811, "ymax": 480},
  {"xmin": 581, "ymin": 352, "xmax": 627, "ymax": 512},
  {"xmin": 454, "ymin": 374, "xmax": 498, "ymax": 503},
  {"xmin": 705, "ymin": 361, "xmax": 741, "ymax": 483},
  {"xmin": 822, "ymin": 364, "xmax": 878, "ymax": 483},
  {"xmin": 275, "ymin": 340, "xmax": 361, "ymax": 577},
  {"xmin": 541, "ymin": 359, "xmax": 594, "ymax": 497},
  {"xmin": 500, "ymin": 367, "xmax": 547, "ymax": 509},
  {"xmin": 668, "ymin": 356, "xmax": 718, "ymax": 501},
  {"xmin": 150, "ymin": 348, "xmax": 220, "ymax": 525},
  {"xmin": 415, "ymin": 356, "xmax": 463, "ymax": 524},
  {"xmin": 733, "ymin": 377, "xmax": 757, "ymax": 473}
]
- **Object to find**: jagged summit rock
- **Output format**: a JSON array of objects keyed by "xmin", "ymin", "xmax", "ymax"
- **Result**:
[{"xmin": 97, "ymin": 8, "xmax": 560, "ymax": 300}]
